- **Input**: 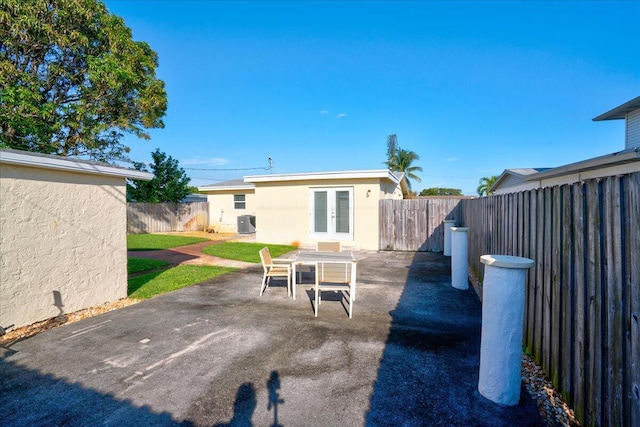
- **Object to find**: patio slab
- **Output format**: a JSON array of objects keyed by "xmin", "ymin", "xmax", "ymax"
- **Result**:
[{"xmin": 0, "ymin": 251, "xmax": 544, "ymax": 426}]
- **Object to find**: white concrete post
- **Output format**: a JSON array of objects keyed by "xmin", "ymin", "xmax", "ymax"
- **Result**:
[
  {"xmin": 443, "ymin": 220, "xmax": 456, "ymax": 256},
  {"xmin": 478, "ymin": 254, "xmax": 535, "ymax": 406},
  {"xmin": 450, "ymin": 227, "xmax": 469, "ymax": 290}
]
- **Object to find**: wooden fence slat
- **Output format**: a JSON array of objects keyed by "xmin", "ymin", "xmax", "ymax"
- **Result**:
[
  {"xmin": 572, "ymin": 181, "xmax": 588, "ymax": 424},
  {"xmin": 587, "ymin": 180, "xmax": 603, "ymax": 426},
  {"xmin": 628, "ymin": 173, "xmax": 640, "ymax": 424},
  {"xmin": 542, "ymin": 186, "xmax": 553, "ymax": 375},
  {"xmin": 550, "ymin": 186, "xmax": 562, "ymax": 388},
  {"xmin": 560, "ymin": 184, "xmax": 574, "ymax": 404},
  {"xmin": 604, "ymin": 176, "xmax": 624, "ymax": 426}
]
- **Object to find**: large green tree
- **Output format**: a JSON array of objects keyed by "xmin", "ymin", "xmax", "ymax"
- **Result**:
[
  {"xmin": 384, "ymin": 135, "xmax": 423, "ymax": 191},
  {"xmin": 477, "ymin": 175, "xmax": 499, "ymax": 196},
  {"xmin": 0, "ymin": 0, "xmax": 167, "ymax": 161},
  {"xmin": 127, "ymin": 149, "xmax": 191, "ymax": 203}
]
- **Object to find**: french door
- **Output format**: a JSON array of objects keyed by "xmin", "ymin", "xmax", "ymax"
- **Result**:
[{"xmin": 309, "ymin": 187, "xmax": 353, "ymax": 240}]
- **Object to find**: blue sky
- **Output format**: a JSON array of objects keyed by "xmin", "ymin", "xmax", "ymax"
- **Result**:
[{"xmin": 104, "ymin": 1, "xmax": 639, "ymax": 195}]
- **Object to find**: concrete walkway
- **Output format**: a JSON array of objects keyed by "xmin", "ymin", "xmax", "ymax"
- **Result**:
[
  {"xmin": 128, "ymin": 240, "xmax": 255, "ymax": 269},
  {"xmin": 0, "ymin": 251, "xmax": 544, "ymax": 426}
]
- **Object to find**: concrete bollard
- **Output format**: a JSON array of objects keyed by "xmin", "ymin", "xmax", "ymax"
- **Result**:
[
  {"xmin": 443, "ymin": 220, "xmax": 456, "ymax": 256},
  {"xmin": 478, "ymin": 254, "xmax": 535, "ymax": 406},
  {"xmin": 450, "ymin": 227, "xmax": 469, "ymax": 289}
]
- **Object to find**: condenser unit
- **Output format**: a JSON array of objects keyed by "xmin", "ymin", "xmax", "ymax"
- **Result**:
[{"xmin": 237, "ymin": 215, "xmax": 256, "ymax": 234}]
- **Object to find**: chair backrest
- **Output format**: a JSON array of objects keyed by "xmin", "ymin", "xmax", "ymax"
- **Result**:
[
  {"xmin": 259, "ymin": 247, "xmax": 272, "ymax": 271},
  {"xmin": 317, "ymin": 241, "xmax": 340, "ymax": 252},
  {"xmin": 316, "ymin": 261, "xmax": 351, "ymax": 284}
]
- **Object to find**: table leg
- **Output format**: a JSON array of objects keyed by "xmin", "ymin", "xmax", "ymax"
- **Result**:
[{"xmin": 292, "ymin": 263, "xmax": 297, "ymax": 300}]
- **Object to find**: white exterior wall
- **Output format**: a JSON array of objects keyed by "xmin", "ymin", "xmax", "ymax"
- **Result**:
[
  {"xmin": 0, "ymin": 164, "xmax": 128, "ymax": 328},
  {"xmin": 626, "ymin": 109, "xmax": 640, "ymax": 150},
  {"xmin": 253, "ymin": 178, "xmax": 398, "ymax": 250},
  {"xmin": 535, "ymin": 163, "xmax": 640, "ymax": 188},
  {"xmin": 493, "ymin": 181, "xmax": 539, "ymax": 195},
  {"xmin": 205, "ymin": 190, "xmax": 256, "ymax": 233}
]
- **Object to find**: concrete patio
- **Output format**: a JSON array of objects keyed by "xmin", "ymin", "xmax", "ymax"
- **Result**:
[{"xmin": 0, "ymin": 251, "xmax": 543, "ymax": 426}]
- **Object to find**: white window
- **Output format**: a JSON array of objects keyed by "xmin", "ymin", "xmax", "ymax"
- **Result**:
[
  {"xmin": 234, "ymin": 194, "xmax": 246, "ymax": 210},
  {"xmin": 309, "ymin": 187, "xmax": 353, "ymax": 240}
]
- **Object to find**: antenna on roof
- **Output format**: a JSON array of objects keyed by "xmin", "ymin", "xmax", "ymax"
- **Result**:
[{"xmin": 268, "ymin": 157, "xmax": 273, "ymax": 174}]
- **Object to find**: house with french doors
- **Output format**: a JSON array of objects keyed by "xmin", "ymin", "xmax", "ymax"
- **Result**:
[{"xmin": 199, "ymin": 169, "xmax": 407, "ymax": 250}]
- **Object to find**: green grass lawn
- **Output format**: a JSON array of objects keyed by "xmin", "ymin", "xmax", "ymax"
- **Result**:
[
  {"xmin": 128, "ymin": 265, "xmax": 236, "ymax": 299},
  {"xmin": 127, "ymin": 233, "xmax": 209, "ymax": 251},
  {"xmin": 201, "ymin": 242, "xmax": 297, "ymax": 263},
  {"xmin": 128, "ymin": 257, "xmax": 170, "ymax": 274}
]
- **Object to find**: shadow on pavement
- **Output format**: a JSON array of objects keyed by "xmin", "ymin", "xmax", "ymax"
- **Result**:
[
  {"xmin": 0, "ymin": 359, "xmax": 192, "ymax": 426},
  {"xmin": 365, "ymin": 251, "xmax": 544, "ymax": 426}
]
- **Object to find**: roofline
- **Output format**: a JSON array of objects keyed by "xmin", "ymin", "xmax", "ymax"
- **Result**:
[
  {"xmin": 0, "ymin": 148, "xmax": 153, "ymax": 180},
  {"xmin": 524, "ymin": 149, "xmax": 640, "ymax": 181},
  {"xmin": 489, "ymin": 168, "xmax": 551, "ymax": 193},
  {"xmin": 198, "ymin": 183, "xmax": 255, "ymax": 192},
  {"xmin": 592, "ymin": 96, "xmax": 640, "ymax": 121},
  {"xmin": 244, "ymin": 169, "xmax": 402, "ymax": 184}
]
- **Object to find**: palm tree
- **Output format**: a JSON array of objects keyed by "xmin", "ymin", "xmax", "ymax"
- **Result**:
[
  {"xmin": 477, "ymin": 175, "xmax": 498, "ymax": 196},
  {"xmin": 385, "ymin": 147, "xmax": 423, "ymax": 191}
]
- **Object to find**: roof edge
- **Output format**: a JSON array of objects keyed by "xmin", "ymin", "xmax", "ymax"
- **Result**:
[
  {"xmin": 244, "ymin": 169, "xmax": 400, "ymax": 183},
  {"xmin": 593, "ymin": 96, "xmax": 640, "ymax": 121},
  {"xmin": 523, "ymin": 149, "xmax": 640, "ymax": 181},
  {"xmin": 0, "ymin": 148, "xmax": 153, "ymax": 180}
]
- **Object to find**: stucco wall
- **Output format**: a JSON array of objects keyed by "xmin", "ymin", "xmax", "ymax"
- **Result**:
[
  {"xmin": 0, "ymin": 164, "xmax": 128, "ymax": 328},
  {"xmin": 205, "ymin": 190, "xmax": 256, "ymax": 233},
  {"xmin": 254, "ymin": 178, "xmax": 397, "ymax": 250}
]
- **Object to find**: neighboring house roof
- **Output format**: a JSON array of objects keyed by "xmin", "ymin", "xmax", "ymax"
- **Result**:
[
  {"xmin": 198, "ymin": 178, "xmax": 255, "ymax": 192},
  {"xmin": 490, "ymin": 168, "xmax": 552, "ymax": 193},
  {"xmin": 0, "ymin": 148, "xmax": 153, "ymax": 180},
  {"xmin": 592, "ymin": 96, "xmax": 640, "ymax": 121},
  {"xmin": 522, "ymin": 148, "xmax": 640, "ymax": 181},
  {"xmin": 182, "ymin": 194, "xmax": 208, "ymax": 203}
]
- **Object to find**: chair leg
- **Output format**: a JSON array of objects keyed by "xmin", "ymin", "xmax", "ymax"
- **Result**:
[
  {"xmin": 260, "ymin": 274, "xmax": 268, "ymax": 296},
  {"xmin": 314, "ymin": 284, "xmax": 319, "ymax": 317}
]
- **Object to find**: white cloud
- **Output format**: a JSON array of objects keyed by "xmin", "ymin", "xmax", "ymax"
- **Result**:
[
  {"xmin": 180, "ymin": 157, "xmax": 230, "ymax": 166},
  {"xmin": 336, "ymin": 113, "xmax": 347, "ymax": 118},
  {"xmin": 445, "ymin": 157, "xmax": 458, "ymax": 162},
  {"xmin": 320, "ymin": 110, "xmax": 329, "ymax": 115}
]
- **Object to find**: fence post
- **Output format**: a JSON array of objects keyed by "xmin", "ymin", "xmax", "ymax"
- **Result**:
[
  {"xmin": 478, "ymin": 254, "xmax": 534, "ymax": 405},
  {"xmin": 443, "ymin": 219, "xmax": 456, "ymax": 256},
  {"xmin": 450, "ymin": 227, "xmax": 469, "ymax": 290}
]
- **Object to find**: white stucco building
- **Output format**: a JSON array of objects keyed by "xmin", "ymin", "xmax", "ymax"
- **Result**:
[{"xmin": 0, "ymin": 149, "xmax": 152, "ymax": 329}]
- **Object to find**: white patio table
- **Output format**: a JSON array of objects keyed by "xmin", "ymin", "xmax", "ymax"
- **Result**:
[{"xmin": 291, "ymin": 251, "xmax": 357, "ymax": 301}]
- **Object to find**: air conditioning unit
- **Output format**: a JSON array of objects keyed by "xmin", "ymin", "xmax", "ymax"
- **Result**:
[{"xmin": 237, "ymin": 215, "xmax": 256, "ymax": 234}]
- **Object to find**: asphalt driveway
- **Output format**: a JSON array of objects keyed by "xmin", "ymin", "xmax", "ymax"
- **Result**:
[{"xmin": 1, "ymin": 251, "xmax": 543, "ymax": 426}]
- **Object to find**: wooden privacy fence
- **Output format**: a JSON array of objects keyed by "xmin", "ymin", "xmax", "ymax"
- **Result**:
[
  {"xmin": 127, "ymin": 202, "xmax": 209, "ymax": 234},
  {"xmin": 462, "ymin": 172, "xmax": 640, "ymax": 427},
  {"xmin": 379, "ymin": 198, "xmax": 464, "ymax": 251}
]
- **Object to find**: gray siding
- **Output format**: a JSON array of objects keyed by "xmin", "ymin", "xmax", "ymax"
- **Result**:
[
  {"xmin": 501, "ymin": 173, "xmax": 527, "ymax": 188},
  {"xmin": 627, "ymin": 108, "xmax": 640, "ymax": 150}
]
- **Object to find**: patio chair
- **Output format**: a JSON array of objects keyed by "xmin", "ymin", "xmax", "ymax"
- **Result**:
[
  {"xmin": 259, "ymin": 247, "xmax": 291, "ymax": 297},
  {"xmin": 314, "ymin": 261, "xmax": 354, "ymax": 318},
  {"xmin": 317, "ymin": 241, "xmax": 341, "ymax": 252}
]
